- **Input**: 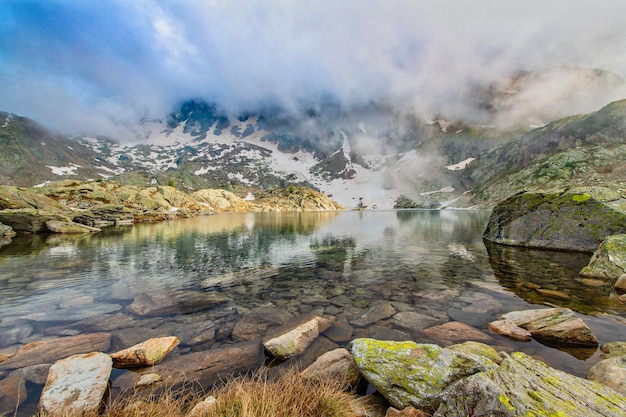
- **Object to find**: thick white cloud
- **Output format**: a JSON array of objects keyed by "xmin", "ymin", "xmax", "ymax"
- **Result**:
[{"xmin": 1, "ymin": 0, "xmax": 625, "ymax": 136}]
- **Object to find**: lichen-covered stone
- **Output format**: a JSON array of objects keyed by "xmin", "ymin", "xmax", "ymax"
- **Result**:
[
  {"xmin": 580, "ymin": 234, "xmax": 626, "ymax": 281},
  {"xmin": 110, "ymin": 336, "xmax": 180, "ymax": 368},
  {"xmin": 263, "ymin": 314, "xmax": 330, "ymax": 360},
  {"xmin": 435, "ymin": 351, "xmax": 626, "ymax": 417},
  {"xmin": 45, "ymin": 219, "xmax": 101, "ymax": 233},
  {"xmin": 349, "ymin": 338, "xmax": 497, "ymax": 410},
  {"xmin": 483, "ymin": 187, "xmax": 626, "ymax": 251}
]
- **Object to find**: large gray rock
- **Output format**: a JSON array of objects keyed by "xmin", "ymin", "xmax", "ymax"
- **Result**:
[
  {"xmin": 580, "ymin": 234, "xmax": 626, "ymax": 281},
  {"xmin": 483, "ymin": 187, "xmax": 626, "ymax": 251},
  {"xmin": 349, "ymin": 338, "xmax": 497, "ymax": 410},
  {"xmin": 588, "ymin": 355, "xmax": 626, "ymax": 395},
  {"xmin": 39, "ymin": 352, "xmax": 112, "ymax": 417},
  {"xmin": 500, "ymin": 308, "xmax": 598, "ymax": 347},
  {"xmin": 434, "ymin": 351, "xmax": 626, "ymax": 417},
  {"xmin": 0, "ymin": 333, "xmax": 111, "ymax": 371}
]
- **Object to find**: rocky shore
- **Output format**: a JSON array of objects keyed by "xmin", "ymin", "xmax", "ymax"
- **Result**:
[
  {"xmin": 1, "ymin": 307, "xmax": 625, "ymax": 416},
  {"xmin": 0, "ymin": 180, "xmax": 344, "ymax": 238}
]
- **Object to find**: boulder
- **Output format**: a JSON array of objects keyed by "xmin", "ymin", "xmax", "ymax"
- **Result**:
[
  {"xmin": 588, "ymin": 355, "xmax": 626, "ymax": 395},
  {"xmin": 580, "ymin": 234, "xmax": 626, "ymax": 281},
  {"xmin": 483, "ymin": 187, "xmax": 626, "ymax": 251},
  {"xmin": 350, "ymin": 302, "xmax": 396, "ymax": 327},
  {"xmin": 263, "ymin": 314, "xmax": 331, "ymax": 360},
  {"xmin": 72, "ymin": 204, "xmax": 135, "ymax": 227},
  {"xmin": 0, "ymin": 209, "xmax": 70, "ymax": 233},
  {"xmin": 126, "ymin": 290, "xmax": 230, "ymax": 317},
  {"xmin": 39, "ymin": 352, "xmax": 112, "ymax": 417},
  {"xmin": 45, "ymin": 219, "xmax": 101, "ymax": 233},
  {"xmin": 0, "ymin": 333, "xmax": 111, "ymax": 371},
  {"xmin": 500, "ymin": 308, "xmax": 598, "ymax": 347},
  {"xmin": 231, "ymin": 304, "xmax": 293, "ymax": 342},
  {"xmin": 0, "ymin": 185, "xmax": 67, "ymax": 212},
  {"xmin": 434, "ymin": 351, "xmax": 626, "ymax": 417},
  {"xmin": 349, "ymin": 338, "xmax": 497, "ymax": 410},
  {"xmin": 110, "ymin": 336, "xmax": 180, "ymax": 368},
  {"xmin": 301, "ymin": 348, "xmax": 361, "ymax": 388}
]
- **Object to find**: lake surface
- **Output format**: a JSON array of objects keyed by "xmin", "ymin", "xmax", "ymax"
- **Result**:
[{"xmin": 1, "ymin": 210, "xmax": 625, "ymax": 412}]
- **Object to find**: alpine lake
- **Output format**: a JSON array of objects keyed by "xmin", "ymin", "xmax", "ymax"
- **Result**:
[{"xmin": 1, "ymin": 209, "xmax": 626, "ymax": 413}]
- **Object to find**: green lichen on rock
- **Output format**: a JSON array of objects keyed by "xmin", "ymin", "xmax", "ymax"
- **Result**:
[
  {"xmin": 483, "ymin": 187, "xmax": 626, "ymax": 252},
  {"xmin": 580, "ymin": 234, "xmax": 626, "ymax": 281},
  {"xmin": 349, "ymin": 338, "xmax": 496, "ymax": 410}
]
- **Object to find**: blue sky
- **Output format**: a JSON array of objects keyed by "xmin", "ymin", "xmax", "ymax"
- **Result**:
[{"xmin": 1, "ymin": 0, "xmax": 626, "ymax": 137}]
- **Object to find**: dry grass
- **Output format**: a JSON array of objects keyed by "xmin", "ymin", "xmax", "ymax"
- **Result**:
[
  {"xmin": 33, "ymin": 368, "xmax": 361, "ymax": 417},
  {"xmin": 199, "ymin": 369, "xmax": 360, "ymax": 417}
]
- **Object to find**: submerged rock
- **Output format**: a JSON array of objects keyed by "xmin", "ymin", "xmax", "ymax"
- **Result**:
[
  {"xmin": 39, "ymin": 352, "xmax": 112, "ymax": 417},
  {"xmin": 126, "ymin": 290, "xmax": 230, "ymax": 317},
  {"xmin": 0, "ymin": 373, "xmax": 27, "ymax": 415},
  {"xmin": 231, "ymin": 304, "xmax": 293, "ymax": 342},
  {"xmin": 483, "ymin": 187, "xmax": 626, "ymax": 251}
]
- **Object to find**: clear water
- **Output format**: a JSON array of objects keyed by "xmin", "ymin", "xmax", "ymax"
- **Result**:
[{"xmin": 1, "ymin": 210, "xmax": 625, "ymax": 412}]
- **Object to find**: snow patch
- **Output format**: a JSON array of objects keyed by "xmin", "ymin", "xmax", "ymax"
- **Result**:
[
  {"xmin": 445, "ymin": 157, "xmax": 476, "ymax": 171},
  {"xmin": 46, "ymin": 164, "xmax": 82, "ymax": 176},
  {"xmin": 2, "ymin": 114, "xmax": 13, "ymax": 128}
]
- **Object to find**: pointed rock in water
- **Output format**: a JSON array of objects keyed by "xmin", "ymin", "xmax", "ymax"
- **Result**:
[
  {"xmin": 349, "ymin": 338, "xmax": 497, "ymax": 410},
  {"xmin": 350, "ymin": 302, "xmax": 396, "ymax": 327},
  {"xmin": 39, "ymin": 352, "xmax": 112, "ymax": 417},
  {"xmin": 580, "ymin": 234, "xmax": 626, "ymax": 281},
  {"xmin": 501, "ymin": 307, "xmax": 598, "ymax": 347},
  {"xmin": 263, "ymin": 314, "xmax": 332, "ymax": 360},
  {"xmin": 0, "ymin": 333, "xmax": 111, "ymax": 371},
  {"xmin": 110, "ymin": 336, "xmax": 180, "ymax": 368},
  {"xmin": 588, "ymin": 355, "xmax": 626, "ymax": 395}
]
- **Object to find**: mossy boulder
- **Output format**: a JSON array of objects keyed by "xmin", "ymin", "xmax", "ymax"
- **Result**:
[
  {"xmin": 0, "ymin": 209, "xmax": 70, "ymax": 233},
  {"xmin": 580, "ymin": 234, "xmax": 626, "ymax": 281},
  {"xmin": 434, "ymin": 351, "xmax": 626, "ymax": 417},
  {"xmin": 349, "ymin": 338, "xmax": 497, "ymax": 411},
  {"xmin": 483, "ymin": 187, "xmax": 626, "ymax": 251}
]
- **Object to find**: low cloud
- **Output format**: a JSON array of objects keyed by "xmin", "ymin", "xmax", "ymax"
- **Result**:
[{"xmin": 1, "ymin": 0, "xmax": 626, "ymax": 137}]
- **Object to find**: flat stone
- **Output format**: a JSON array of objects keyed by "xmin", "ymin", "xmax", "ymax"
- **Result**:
[
  {"xmin": 322, "ymin": 321, "xmax": 354, "ymax": 343},
  {"xmin": 39, "ymin": 352, "xmax": 112, "ymax": 417},
  {"xmin": 535, "ymin": 288, "xmax": 571, "ymax": 300},
  {"xmin": 110, "ymin": 336, "xmax": 180, "ymax": 368},
  {"xmin": 126, "ymin": 290, "xmax": 230, "ymax": 317},
  {"xmin": 391, "ymin": 311, "xmax": 442, "ymax": 333},
  {"xmin": 350, "ymin": 302, "xmax": 396, "ymax": 327},
  {"xmin": 0, "ymin": 333, "xmax": 111, "ymax": 371},
  {"xmin": 45, "ymin": 220, "xmax": 101, "ymax": 233},
  {"xmin": 488, "ymin": 319, "xmax": 532, "ymax": 341},
  {"xmin": 231, "ymin": 304, "xmax": 293, "ymax": 342},
  {"xmin": 422, "ymin": 322, "xmax": 495, "ymax": 345}
]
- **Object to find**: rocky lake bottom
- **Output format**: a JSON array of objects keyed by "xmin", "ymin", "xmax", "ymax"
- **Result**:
[{"xmin": 1, "ymin": 210, "xmax": 625, "ymax": 414}]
